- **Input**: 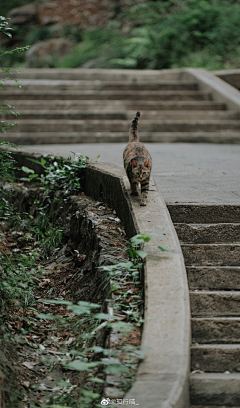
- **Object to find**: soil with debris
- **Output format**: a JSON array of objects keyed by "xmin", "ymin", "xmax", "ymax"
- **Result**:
[
  {"xmin": 0, "ymin": 186, "xmax": 142, "ymax": 407},
  {"xmin": 38, "ymin": 0, "xmax": 147, "ymax": 28}
]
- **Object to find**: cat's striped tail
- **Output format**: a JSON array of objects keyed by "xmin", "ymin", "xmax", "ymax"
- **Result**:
[{"xmin": 129, "ymin": 111, "xmax": 140, "ymax": 142}]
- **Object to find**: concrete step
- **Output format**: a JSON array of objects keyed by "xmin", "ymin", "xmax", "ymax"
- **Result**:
[
  {"xmin": 192, "ymin": 317, "xmax": 240, "ymax": 344},
  {"xmin": 190, "ymin": 291, "xmax": 240, "ymax": 317},
  {"xmin": 190, "ymin": 372, "xmax": 240, "ymax": 405},
  {"xmin": 188, "ymin": 266, "xmax": 240, "ymax": 291},
  {"xmin": 175, "ymin": 223, "xmax": 240, "ymax": 244},
  {"xmin": 0, "ymin": 68, "xmax": 200, "ymax": 81},
  {"xmin": 1, "ymin": 89, "xmax": 212, "ymax": 101},
  {"xmin": 191, "ymin": 344, "xmax": 240, "ymax": 372},
  {"xmin": 5, "ymin": 100, "xmax": 226, "ymax": 111},
  {"xmin": 4, "ymin": 79, "xmax": 198, "ymax": 91},
  {"xmin": 2, "ymin": 110, "xmax": 238, "ymax": 121},
  {"xmin": 182, "ymin": 243, "xmax": 240, "ymax": 266},
  {"xmin": 6, "ymin": 119, "xmax": 240, "ymax": 133},
  {"xmin": 4, "ymin": 132, "xmax": 240, "ymax": 145},
  {"xmin": 168, "ymin": 204, "xmax": 240, "ymax": 224}
]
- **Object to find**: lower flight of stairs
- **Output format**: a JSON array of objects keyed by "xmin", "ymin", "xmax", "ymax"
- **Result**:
[
  {"xmin": 1, "ymin": 69, "xmax": 240, "ymax": 144},
  {"xmin": 168, "ymin": 204, "xmax": 240, "ymax": 407}
]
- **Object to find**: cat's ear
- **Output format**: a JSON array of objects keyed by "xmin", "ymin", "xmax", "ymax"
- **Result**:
[
  {"xmin": 144, "ymin": 160, "xmax": 150, "ymax": 168},
  {"xmin": 132, "ymin": 160, "xmax": 137, "ymax": 167}
]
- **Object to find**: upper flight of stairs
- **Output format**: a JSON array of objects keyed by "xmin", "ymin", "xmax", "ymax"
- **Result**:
[
  {"xmin": 168, "ymin": 204, "xmax": 240, "ymax": 407},
  {"xmin": 1, "ymin": 69, "xmax": 240, "ymax": 144}
]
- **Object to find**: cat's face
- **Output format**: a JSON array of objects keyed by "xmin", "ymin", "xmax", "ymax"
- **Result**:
[{"xmin": 131, "ymin": 160, "xmax": 150, "ymax": 181}]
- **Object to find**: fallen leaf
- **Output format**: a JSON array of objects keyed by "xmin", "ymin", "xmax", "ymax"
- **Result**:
[
  {"xmin": 22, "ymin": 362, "xmax": 37, "ymax": 370},
  {"xmin": 22, "ymin": 381, "xmax": 30, "ymax": 388}
]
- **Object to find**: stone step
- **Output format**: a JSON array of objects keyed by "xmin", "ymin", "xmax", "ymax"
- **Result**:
[
  {"xmin": 190, "ymin": 372, "xmax": 240, "ymax": 405},
  {"xmin": 190, "ymin": 291, "xmax": 240, "ymax": 317},
  {"xmin": 4, "ymin": 132, "xmax": 240, "ymax": 145},
  {"xmin": 182, "ymin": 243, "xmax": 240, "ymax": 266},
  {"xmin": 192, "ymin": 317, "xmax": 240, "ymax": 344},
  {"xmin": 1, "ymin": 89, "xmax": 212, "ymax": 101},
  {"xmin": 191, "ymin": 344, "xmax": 240, "ymax": 372},
  {"xmin": 188, "ymin": 266, "xmax": 240, "ymax": 291},
  {"xmin": 0, "ymin": 68, "xmax": 199, "ymax": 81},
  {"xmin": 168, "ymin": 204, "xmax": 240, "ymax": 224},
  {"xmin": 5, "ymin": 100, "xmax": 226, "ymax": 111},
  {"xmin": 2, "ymin": 110, "xmax": 238, "ymax": 121},
  {"xmin": 6, "ymin": 119, "xmax": 240, "ymax": 133},
  {"xmin": 4, "ymin": 79, "xmax": 198, "ymax": 91},
  {"xmin": 175, "ymin": 223, "xmax": 240, "ymax": 244}
]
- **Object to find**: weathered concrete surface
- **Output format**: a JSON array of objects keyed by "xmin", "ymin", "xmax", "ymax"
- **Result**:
[
  {"xmin": 190, "ymin": 373, "xmax": 240, "ymax": 406},
  {"xmin": 182, "ymin": 243, "xmax": 240, "ymax": 266},
  {"xmin": 3, "ymin": 79, "xmax": 198, "ymax": 91},
  {"xmin": 175, "ymin": 223, "xmax": 240, "ymax": 244},
  {"xmin": 191, "ymin": 344, "xmax": 240, "ymax": 372},
  {"xmin": 192, "ymin": 317, "xmax": 240, "ymax": 344},
  {"xmin": 20, "ymin": 143, "xmax": 240, "ymax": 205},
  {"xmin": 187, "ymin": 266, "xmax": 240, "ymax": 291},
  {"xmin": 190, "ymin": 291, "xmax": 240, "ymax": 317},
  {"xmin": 85, "ymin": 162, "xmax": 191, "ymax": 408}
]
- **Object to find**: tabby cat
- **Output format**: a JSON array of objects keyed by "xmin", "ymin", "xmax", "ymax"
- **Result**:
[{"xmin": 123, "ymin": 111, "xmax": 152, "ymax": 206}]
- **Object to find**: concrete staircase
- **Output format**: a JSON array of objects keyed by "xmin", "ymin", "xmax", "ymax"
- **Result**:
[
  {"xmin": 1, "ymin": 69, "xmax": 240, "ymax": 144},
  {"xmin": 168, "ymin": 204, "xmax": 240, "ymax": 407}
]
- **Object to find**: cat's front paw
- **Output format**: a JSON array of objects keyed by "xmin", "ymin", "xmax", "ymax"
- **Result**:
[{"xmin": 140, "ymin": 201, "xmax": 146, "ymax": 206}]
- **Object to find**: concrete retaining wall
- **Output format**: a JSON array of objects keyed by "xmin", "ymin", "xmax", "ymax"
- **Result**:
[{"xmin": 6, "ymin": 152, "xmax": 191, "ymax": 408}]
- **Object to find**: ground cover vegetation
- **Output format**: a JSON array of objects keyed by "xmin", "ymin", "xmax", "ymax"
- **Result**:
[
  {"xmin": 0, "ymin": 148, "xmax": 150, "ymax": 406},
  {"xmin": 2, "ymin": 0, "xmax": 240, "ymax": 70}
]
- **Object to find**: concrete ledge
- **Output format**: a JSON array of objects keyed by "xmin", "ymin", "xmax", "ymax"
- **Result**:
[
  {"xmin": 85, "ymin": 162, "xmax": 190, "ymax": 408},
  {"xmin": 6, "ymin": 153, "xmax": 191, "ymax": 408},
  {"xmin": 183, "ymin": 68, "xmax": 240, "ymax": 111}
]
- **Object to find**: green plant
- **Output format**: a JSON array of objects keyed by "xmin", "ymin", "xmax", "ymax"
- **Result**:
[
  {"xmin": 25, "ymin": 154, "xmax": 89, "ymax": 194},
  {"xmin": 56, "ymin": 0, "xmax": 240, "ymax": 70}
]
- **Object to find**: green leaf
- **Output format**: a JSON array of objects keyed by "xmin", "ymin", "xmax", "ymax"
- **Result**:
[
  {"xmin": 81, "ymin": 389, "xmax": 100, "ymax": 399},
  {"xmin": 108, "ymin": 321, "xmax": 133, "ymax": 333},
  {"xmin": 21, "ymin": 166, "xmax": 34, "ymax": 174},
  {"xmin": 65, "ymin": 360, "xmax": 99, "ymax": 371},
  {"xmin": 89, "ymin": 377, "xmax": 104, "ymax": 383},
  {"xmin": 103, "ymin": 364, "xmax": 129, "ymax": 374},
  {"xmin": 93, "ymin": 313, "xmax": 114, "ymax": 320},
  {"xmin": 135, "ymin": 250, "xmax": 148, "ymax": 259},
  {"xmin": 157, "ymin": 244, "xmax": 170, "ymax": 252},
  {"xmin": 56, "ymin": 380, "xmax": 73, "ymax": 387},
  {"xmin": 40, "ymin": 299, "xmax": 73, "ymax": 305},
  {"xmin": 29, "ymin": 174, "xmax": 38, "ymax": 179},
  {"xmin": 27, "ymin": 157, "xmax": 46, "ymax": 167},
  {"xmin": 36, "ymin": 313, "xmax": 63, "ymax": 320}
]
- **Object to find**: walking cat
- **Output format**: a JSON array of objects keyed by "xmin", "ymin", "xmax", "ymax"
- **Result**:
[{"xmin": 123, "ymin": 111, "xmax": 152, "ymax": 206}]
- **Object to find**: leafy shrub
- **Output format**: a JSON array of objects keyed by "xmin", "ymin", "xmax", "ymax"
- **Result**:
[
  {"xmin": 58, "ymin": 0, "xmax": 240, "ymax": 70},
  {"xmin": 3, "ymin": 0, "xmax": 240, "ymax": 70}
]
